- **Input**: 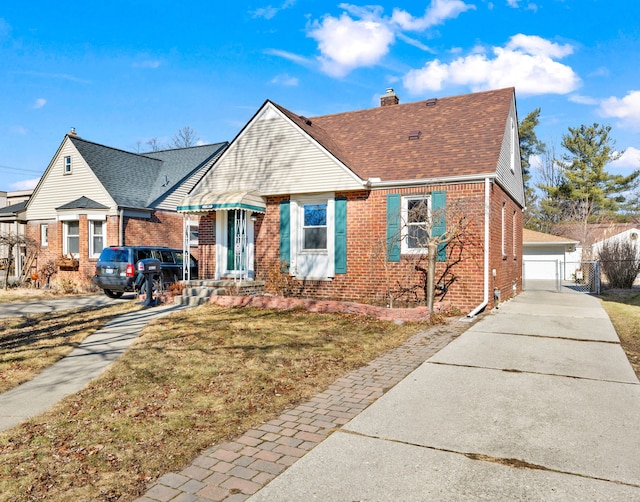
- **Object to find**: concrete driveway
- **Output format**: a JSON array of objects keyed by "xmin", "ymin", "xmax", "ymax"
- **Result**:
[{"xmin": 249, "ymin": 289, "xmax": 640, "ymax": 501}]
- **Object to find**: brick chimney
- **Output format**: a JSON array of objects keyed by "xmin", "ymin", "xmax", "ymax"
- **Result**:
[{"xmin": 380, "ymin": 88, "xmax": 399, "ymax": 107}]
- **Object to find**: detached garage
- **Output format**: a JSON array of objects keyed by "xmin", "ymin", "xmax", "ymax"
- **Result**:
[{"xmin": 523, "ymin": 229, "xmax": 579, "ymax": 288}]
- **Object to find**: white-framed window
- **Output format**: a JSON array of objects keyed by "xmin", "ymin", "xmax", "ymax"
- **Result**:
[
  {"xmin": 302, "ymin": 203, "xmax": 328, "ymax": 250},
  {"xmin": 63, "ymin": 220, "xmax": 79, "ymax": 256},
  {"xmin": 188, "ymin": 223, "xmax": 199, "ymax": 247},
  {"xmin": 289, "ymin": 194, "xmax": 335, "ymax": 279},
  {"xmin": 64, "ymin": 156, "xmax": 72, "ymax": 174},
  {"xmin": 89, "ymin": 220, "xmax": 105, "ymax": 258},
  {"xmin": 401, "ymin": 194, "xmax": 431, "ymax": 254},
  {"xmin": 41, "ymin": 224, "xmax": 48, "ymax": 247}
]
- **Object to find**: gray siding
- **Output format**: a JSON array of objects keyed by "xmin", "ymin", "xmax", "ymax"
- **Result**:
[
  {"xmin": 192, "ymin": 105, "xmax": 363, "ymax": 197},
  {"xmin": 495, "ymin": 98, "xmax": 525, "ymax": 207}
]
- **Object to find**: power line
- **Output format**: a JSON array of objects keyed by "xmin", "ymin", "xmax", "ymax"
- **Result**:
[{"xmin": 0, "ymin": 164, "xmax": 42, "ymax": 175}]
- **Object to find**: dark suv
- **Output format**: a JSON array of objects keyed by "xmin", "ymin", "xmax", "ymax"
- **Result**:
[{"xmin": 93, "ymin": 246, "xmax": 198, "ymax": 298}]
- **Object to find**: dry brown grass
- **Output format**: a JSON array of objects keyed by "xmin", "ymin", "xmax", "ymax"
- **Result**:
[
  {"xmin": 598, "ymin": 288, "xmax": 640, "ymax": 379},
  {"xmin": 0, "ymin": 302, "xmax": 143, "ymax": 393},
  {"xmin": 0, "ymin": 303, "xmax": 436, "ymax": 501}
]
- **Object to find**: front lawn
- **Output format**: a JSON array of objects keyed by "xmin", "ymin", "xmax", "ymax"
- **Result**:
[
  {"xmin": 598, "ymin": 289, "xmax": 640, "ymax": 379},
  {"xmin": 0, "ymin": 303, "xmax": 437, "ymax": 501}
]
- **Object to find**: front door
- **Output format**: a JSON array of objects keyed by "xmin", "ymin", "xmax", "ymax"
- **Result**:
[{"xmin": 216, "ymin": 210, "xmax": 254, "ymax": 280}]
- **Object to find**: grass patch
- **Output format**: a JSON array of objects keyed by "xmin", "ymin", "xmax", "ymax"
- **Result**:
[
  {"xmin": 598, "ymin": 289, "xmax": 640, "ymax": 379},
  {"xmin": 0, "ymin": 302, "xmax": 143, "ymax": 393},
  {"xmin": 0, "ymin": 303, "xmax": 437, "ymax": 501}
]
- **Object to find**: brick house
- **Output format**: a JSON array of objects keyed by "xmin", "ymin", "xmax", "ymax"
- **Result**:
[
  {"xmin": 23, "ymin": 132, "xmax": 227, "ymax": 286},
  {"xmin": 179, "ymin": 88, "xmax": 524, "ymax": 313}
]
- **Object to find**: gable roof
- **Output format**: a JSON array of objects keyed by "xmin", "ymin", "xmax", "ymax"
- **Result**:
[
  {"xmin": 68, "ymin": 136, "xmax": 227, "ymax": 209},
  {"xmin": 56, "ymin": 196, "xmax": 109, "ymax": 211},
  {"xmin": 552, "ymin": 223, "xmax": 640, "ymax": 245},
  {"xmin": 523, "ymin": 228, "xmax": 578, "ymax": 245},
  {"xmin": 272, "ymin": 87, "xmax": 515, "ymax": 183}
]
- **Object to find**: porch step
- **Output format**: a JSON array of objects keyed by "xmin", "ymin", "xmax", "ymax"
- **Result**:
[{"xmin": 173, "ymin": 280, "xmax": 265, "ymax": 306}]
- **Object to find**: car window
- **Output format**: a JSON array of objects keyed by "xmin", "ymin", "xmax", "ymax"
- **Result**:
[
  {"xmin": 159, "ymin": 250, "xmax": 175, "ymax": 263},
  {"xmin": 135, "ymin": 249, "xmax": 153, "ymax": 261},
  {"xmin": 100, "ymin": 248, "xmax": 129, "ymax": 262}
]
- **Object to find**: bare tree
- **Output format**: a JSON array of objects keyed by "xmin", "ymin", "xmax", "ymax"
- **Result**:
[
  {"xmin": 373, "ymin": 197, "xmax": 471, "ymax": 310},
  {"xmin": 146, "ymin": 137, "xmax": 162, "ymax": 152},
  {"xmin": 0, "ymin": 231, "xmax": 37, "ymax": 289},
  {"xmin": 171, "ymin": 126, "xmax": 200, "ymax": 148}
]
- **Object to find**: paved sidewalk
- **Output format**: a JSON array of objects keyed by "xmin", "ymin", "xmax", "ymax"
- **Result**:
[
  {"xmin": 136, "ymin": 317, "xmax": 468, "ymax": 502},
  {"xmin": 0, "ymin": 293, "xmax": 133, "ymax": 318},
  {"xmin": 0, "ymin": 301, "xmax": 185, "ymax": 431}
]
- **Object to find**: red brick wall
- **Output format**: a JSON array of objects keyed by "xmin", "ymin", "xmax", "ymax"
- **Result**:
[
  {"xmin": 26, "ymin": 210, "xmax": 190, "ymax": 286},
  {"xmin": 196, "ymin": 183, "xmax": 523, "ymax": 312}
]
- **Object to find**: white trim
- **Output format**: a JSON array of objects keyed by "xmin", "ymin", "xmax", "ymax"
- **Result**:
[
  {"xmin": 87, "ymin": 213, "xmax": 107, "ymax": 221},
  {"xmin": 400, "ymin": 194, "xmax": 431, "ymax": 255},
  {"xmin": 89, "ymin": 220, "xmax": 105, "ymax": 258},
  {"xmin": 290, "ymin": 193, "xmax": 335, "ymax": 279},
  {"xmin": 368, "ymin": 173, "xmax": 497, "ymax": 189},
  {"xmin": 41, "ymin": 224, "xmax": 48, "ymax": 247}
]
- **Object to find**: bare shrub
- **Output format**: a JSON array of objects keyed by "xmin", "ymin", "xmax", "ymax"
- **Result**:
[{"xmin": 598, "ymin": 239, "xmax": 640, "ymax": 289}]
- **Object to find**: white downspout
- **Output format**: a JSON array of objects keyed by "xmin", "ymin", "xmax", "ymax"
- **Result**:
[{"xmin": 468, "ymin": 177, "xmax": 491, "ymax": 318}]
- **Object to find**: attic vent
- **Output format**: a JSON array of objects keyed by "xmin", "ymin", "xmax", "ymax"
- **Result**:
[
  {"xmin": 299, "ymin": 115, "xmax": 312, "ymax": 125},
  {"xmin": 425, "ymin": 98, "xmax": 438, "ymax": 107},
  {"xmin": 408, "ymin": 130, "xmax": 421, "ymax": 140}
]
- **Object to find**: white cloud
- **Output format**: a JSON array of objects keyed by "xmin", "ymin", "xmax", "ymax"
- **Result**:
[
  {"xmin": 308, "ymin": 9, "xmax": 395, "ymax": 77},
  {"xmin": 391, "ymin": 0, "xmax": 475, "ymax": 31},
  {"xmin": 33, "ymin": 98, "xmax": 46, "ymax": 109},
  {"xmin": 10, "ymin": 125, "xmax": 28, "ymax": 135},
  {"xmin": 251, "ymin": 0, "xmax": 296, "ymax": 19},
  {"xmin": 403, "ymin": 34, "xmax": 580, "ymax": 96},
  {"xmin": 264, "ymin": 48, "xmax": 313, "ymax": 67},
  {"xmin": 610, "ymin": 147, "xmax": 640, "ymax": 169},
  {"xmin": 569, "ymin": 94, "xmax": 598, "ymax": 105},
  {"xmin": 270, "ymin": 73, "xmax": 299, "ymax": 86},
  {"xmin": 10, "ymin": 178, "xmax": 39, "ymax": 190},
  {"xmin": 507, "ymin": 0, "xmax": 519, "ymax": 6},
  {"xmin": 598, "ymin": 90, "xmax": 640, "ymax": 130},
  {"xmin": 308, "ymin": 1, "xmax": 473, "ymax": 77},
  {"xmin": 132, "ymin": 60, "xmax": 161, "ymax": 69}
]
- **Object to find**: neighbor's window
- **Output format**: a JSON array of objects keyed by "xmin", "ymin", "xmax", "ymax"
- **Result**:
[
  {"xmin": 41, "ymin": 224, "xmax": 48, "ymax": 247},
  {"xmin": 302, "ymin": 203, "xmax": 327, "ymax": 250},
  {"xmin": 189, "ymin": 223, "xmax": 199, "ymax": 246},
  {"xmin": 89, "ymin": 220, "xmax": 104, "ymax": 258},
  {"xmin": 401, "ymin": 195, "xmax": 431, "ymax": 254},
  {"xmin": 63, "ymin": 221, "xmax": 79, "ymax": 256},
  {"xmin": 64, "ymin": 156, "xmax": 72, "ymax": 174}
]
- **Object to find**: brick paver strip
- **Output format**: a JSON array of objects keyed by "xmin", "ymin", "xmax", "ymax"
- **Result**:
[{"xmin": 136, "ymin": 319, "xmax": 466, "ymax": 501}]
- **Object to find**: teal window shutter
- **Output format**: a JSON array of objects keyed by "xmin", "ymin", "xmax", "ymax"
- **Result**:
[
  {"xmin": 431, "ymin": 191, "xmax": 447, "ymax": 261},
  {"xmin": 279, "ymin": 200, "xmax": 290, "ymax": 271},
  {"xmin": 386, "ymin": 194, "xmax": 401, "ymax": 262},
  {"xmin": 335, "ymin": 197, "xmax": 347, "ymax": 274}
]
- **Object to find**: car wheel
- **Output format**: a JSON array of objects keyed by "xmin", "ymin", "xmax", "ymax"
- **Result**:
[{"xmin": 104, "ymin": 289, "xmax": 124, "ymax": 299}]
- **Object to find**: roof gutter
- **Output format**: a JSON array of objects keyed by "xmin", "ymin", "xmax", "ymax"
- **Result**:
[
  {"xmin": 365, "ymin": 173, "xmax": 497, "ymax": 189},
  {"xmin": 468, "ymin": 177, "xmax": 491, "ymax": 318}
]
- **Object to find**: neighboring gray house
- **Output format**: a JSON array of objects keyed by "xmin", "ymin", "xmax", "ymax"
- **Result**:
[{"xmin": 22, "ymin": 131, "xmax": 227, "ymax": 282}]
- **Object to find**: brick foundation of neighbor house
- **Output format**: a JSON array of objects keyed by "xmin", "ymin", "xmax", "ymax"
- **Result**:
[
  {"xmin": 196, "ymin": 183, "xmax": 523, "ymax": 314},
  {"xmin": 25, "ymin": 210, "xmax": 190, "ymax": 289}
]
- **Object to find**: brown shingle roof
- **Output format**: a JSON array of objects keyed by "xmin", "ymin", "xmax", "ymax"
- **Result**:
[
  {"xmin": 273, "ymin": 87, "xmax": 514, "ymax": 182},
  {"xmin": 523, "ymin": 228, "xmax": 578, "ymax": 245}
]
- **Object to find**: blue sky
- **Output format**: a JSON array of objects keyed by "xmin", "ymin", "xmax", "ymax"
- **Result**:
[{"xmin": 1, "ymin": 0, "xmax": 639, "ymax": 192}]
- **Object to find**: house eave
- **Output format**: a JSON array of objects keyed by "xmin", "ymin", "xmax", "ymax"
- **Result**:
[{"xmin": 366, "ymin": 173, "xmax": 497, "ymax": 189}]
